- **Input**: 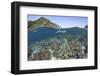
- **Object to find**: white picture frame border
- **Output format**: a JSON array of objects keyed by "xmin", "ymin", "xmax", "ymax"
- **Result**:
[{"xmin": 20, "ymin": 6, "xmax": 95, "ymax": 70}]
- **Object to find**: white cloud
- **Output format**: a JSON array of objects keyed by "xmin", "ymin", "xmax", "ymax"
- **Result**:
[{"xmin": 60, "ymin": 25, "xmax": 85, "ymax": 28}]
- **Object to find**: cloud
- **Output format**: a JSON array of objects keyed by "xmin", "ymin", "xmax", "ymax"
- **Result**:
[{"xmin": 59, "ymin": 24, "xmax": 85, "ymax": 28}]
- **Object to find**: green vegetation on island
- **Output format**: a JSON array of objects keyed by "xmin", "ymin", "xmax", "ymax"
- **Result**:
[{"xmin": 28, "ymin": 17, "xmax": 59, "ymax": 31}]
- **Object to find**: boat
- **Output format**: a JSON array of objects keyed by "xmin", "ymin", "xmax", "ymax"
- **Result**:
[{"xmin": 56, "ymin": 28, "xmax": 66, "ymax": 33}]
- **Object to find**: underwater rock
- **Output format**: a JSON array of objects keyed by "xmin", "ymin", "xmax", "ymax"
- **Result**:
[{"xmin": 31, "ymin": 50, "xmax": 51, "ymax": 60}]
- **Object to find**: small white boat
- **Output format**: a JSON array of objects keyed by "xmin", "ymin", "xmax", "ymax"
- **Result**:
[{"xmin": 56, "ymin": 28, "xmax": 66, "ymax": 33}]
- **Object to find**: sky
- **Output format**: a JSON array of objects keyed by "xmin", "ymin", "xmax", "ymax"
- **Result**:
[{"xmin": 28, "ymin": 15, "xmax": 88, "ymax": 28}]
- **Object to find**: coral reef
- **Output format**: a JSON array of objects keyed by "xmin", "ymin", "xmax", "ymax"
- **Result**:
[{"xmin": 28, "ymin": 35, "xmax": 87, "ymax": 61}]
